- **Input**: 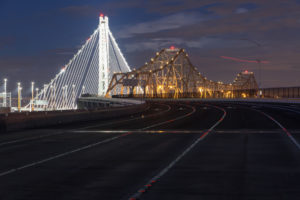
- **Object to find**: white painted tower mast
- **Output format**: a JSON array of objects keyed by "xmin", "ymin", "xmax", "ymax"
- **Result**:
[{"xmin": 98, "ymin": 14, "xmax": 110, "ymax": 96}]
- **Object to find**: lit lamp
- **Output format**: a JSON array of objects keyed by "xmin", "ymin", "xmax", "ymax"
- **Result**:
[{"xmin": 17, "ymin": 82, "xmax": 21, "ymax": 112}]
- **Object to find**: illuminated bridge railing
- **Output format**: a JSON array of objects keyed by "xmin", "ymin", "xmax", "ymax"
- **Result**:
[{"xmin": 112, "ymin": 89, "xmax": 258, "ymax": 99}]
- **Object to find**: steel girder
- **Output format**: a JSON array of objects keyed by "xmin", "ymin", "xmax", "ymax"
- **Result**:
[{"xmin": 105, "ymin": 48, "xmax": 258, "ymax": 98}]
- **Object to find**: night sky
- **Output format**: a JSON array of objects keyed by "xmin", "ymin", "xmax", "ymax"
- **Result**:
[{"xmin": 1, "ymin": 0, "xmax": 300, "ymax": 96}]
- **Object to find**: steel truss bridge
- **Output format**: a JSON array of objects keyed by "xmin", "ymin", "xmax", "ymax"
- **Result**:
[
  {"xmin": 106, "ymin": 47, "xmax": 258, "ymax": 99},
  {"xmin": 22, "ymin": 15, "xmax": 258, "ymax": 111}
]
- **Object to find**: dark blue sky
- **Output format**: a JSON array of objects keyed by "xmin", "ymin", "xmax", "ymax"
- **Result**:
[{"xmin": 1, "ymin": 0, "xmax": 300, "ymax": 95}]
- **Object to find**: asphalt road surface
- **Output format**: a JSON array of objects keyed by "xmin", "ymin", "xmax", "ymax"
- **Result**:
[{"xmin": 0, "ymin": 101, "xmax": 300, "ymax": 200}]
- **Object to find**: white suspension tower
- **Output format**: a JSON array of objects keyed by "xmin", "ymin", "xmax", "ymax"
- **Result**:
[{"xmin": 98, "ymin": 14, "xmax": 110, "ymax": 96}]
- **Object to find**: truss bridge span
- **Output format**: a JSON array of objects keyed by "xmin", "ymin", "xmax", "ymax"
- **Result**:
[{"xmin": 106, "ymin": 47, "xmax": 258, "ymax": 99}]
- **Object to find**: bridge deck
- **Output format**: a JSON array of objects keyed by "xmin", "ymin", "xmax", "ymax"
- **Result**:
[{"xmin": 0, "ymin": 102, "xmax": 300, "ymax": 199}]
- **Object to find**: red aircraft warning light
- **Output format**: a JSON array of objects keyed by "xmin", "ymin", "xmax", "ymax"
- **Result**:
[
  {"xmin": 170, "ymin": 46, "xmax": 175, "ymax": 50},
  {"xmin": 100, "ymin": 13, "xmax": 104, "ymax": 17}
]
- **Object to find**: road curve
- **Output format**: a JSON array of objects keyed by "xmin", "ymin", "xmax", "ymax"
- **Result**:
[{"xmin": 0, "ymin": 101, "xmax": 299, "ymax": 200}]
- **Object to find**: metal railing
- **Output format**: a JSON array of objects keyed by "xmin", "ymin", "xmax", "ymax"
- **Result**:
[{"xmin": 261, "ymin": 87, "xmax": 300, "ymax": 98}]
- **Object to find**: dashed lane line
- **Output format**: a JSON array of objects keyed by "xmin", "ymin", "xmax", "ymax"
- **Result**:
[
  {"xmin": 0, "ymin": 104, "xmax": 195, "ymax": 178},
  {"xmin": 128, "ymin": 105, "xmax": 226, "ymax": 200},
  {"xmin": 0, "ymin": 104, "xmax": 170, "ymax": 148}
]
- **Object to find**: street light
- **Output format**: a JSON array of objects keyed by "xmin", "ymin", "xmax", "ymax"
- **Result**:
[
  {"xmin": 31, "ymin": 82, "xmax": 35, "ymax": 100},
  {"xmin": 3, "ymin": 78, "xmax": 7, "ymax": 107},
  {"xmin": 50, "ymin": 85, "xmax": 54, "ymax": 110},
  {"xmin": 72, "ymin": 84, "xmax": 75, "ymax": 109},
  {"xmin": 17, "ymin": 82, "xmax": 21, "ymax": 112},
  {"xmin": 31, "ymin": 82, "xmax": 35, "ymax": 111}
]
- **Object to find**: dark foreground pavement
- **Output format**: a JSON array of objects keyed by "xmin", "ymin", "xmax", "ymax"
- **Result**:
[{"xmin": 0, "ymin": 101, "xmax": 300, "ymax": 200}]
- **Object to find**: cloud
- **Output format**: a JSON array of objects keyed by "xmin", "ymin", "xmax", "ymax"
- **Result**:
[
  {"xmin": 124, "ymin": 38, "xmax": 184, "ymax": 52},
  {"xmin": 235, "ymin": 8, "xmax": 248, "ymax": 14},
  {"xmin": 60, "ymin": 5, "xmax": 99, "ymax": 17},
  {"xmin": 60, "ymin": 0, "xmax": 142, "ymax": 17},
  {"xmin": 123, "ymin": 36, "xmax": 255, "ymax": 53},
  {"xmin": 117, "ymin": 12, "xmax": 211, "ymax": 38}
]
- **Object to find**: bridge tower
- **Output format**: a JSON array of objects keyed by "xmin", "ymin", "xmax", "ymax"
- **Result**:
[
  {"xmin": 98, "ymin": 14, "xmax": 109, "ymax": 96},
  {"xmin": 24, "ymin": 15, "xmax": 131, "ymax": 111}
]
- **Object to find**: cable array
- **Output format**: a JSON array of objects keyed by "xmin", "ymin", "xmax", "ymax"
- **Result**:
[{"xmin": 25, "ymin": 21, "xmax": 131, "ymax": 111}]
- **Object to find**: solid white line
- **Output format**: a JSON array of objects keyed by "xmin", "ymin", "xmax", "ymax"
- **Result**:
[
  {"xmin": 0, "ymin": 103, "xmax": 169, "ymax": 147},
  {"xmin": 80, "ymin": 103, "xmax": 171, "ymax": 130},
  {"xmin": 128, "ymin": 105, "xmax": 226, "ymax": 200},
  {"xmin": 0, "ymin": 131, "xmax": 65, "ymax": 147},
  {"xmin": 72, "ymin": 130, "xmax": 204, "ymax": 134},
  {"xmin": 256, "ymin": 109, "xmax": 300, "ymax": 150},
  {"xmin": 265, "ymin": 105, "xmax": 300, "ymax": 115},
  {"xmin": 0, "ymin": 103, "xmax": 187, "ymax": 178},
  {"xmin": 0, "ymin": 133, "xmax": 128, "ymax": 177},
  {"xmin": 140, "ymin": 104, "xmax": 196, "ymax": 130}
]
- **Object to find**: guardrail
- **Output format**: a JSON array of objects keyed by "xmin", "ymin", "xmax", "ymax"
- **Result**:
[{"xmin": 261, "ymin": 87, "xmax": 300, "ymax": 98}]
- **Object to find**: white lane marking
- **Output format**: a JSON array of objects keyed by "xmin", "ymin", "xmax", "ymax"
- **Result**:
[
  {"xmin": 73, "ymin": 129, "xmax": 300, "ymax": 134},
  {"xmin": 79, "ymin": 104, "xmax": 171, "ymax": 130},
  {"xmin": 265, "ymin": 105, "xmax": 300, "ymax": 115},
  {"xmin": 0, "ymin": 131, "xmax": 65, "ymax": 147},
  {"xmin": 140, "ymin": 104, "xmax": 196, "ymax": 130},
  {"xmin": 215, "ymin": 130, "xmax": 284, "ymax": 134},
  {"xmin": 128, "ymin": 105, "xmax": 226, "ymax": 200},
  {"xmin": 72, "ymin": 130, "xmax": 203, "ymax": 134},
  {"xmin": 240, "ymin": 102, "xmax": 300, "ymax": 115},
  {"xmin": 256, "ymin": 109, "xmax": 300, "ymax": 150},
  {"xmin": 0, "ymin": 104, "xmax": 188, "ymax": 178},
  {"xmin": 0, "ymin": 133, "xmax": 130, "ymax": 177},
  {"xmin": 0, "ymin": 104, "xmax": 170, "ymax": 147}
]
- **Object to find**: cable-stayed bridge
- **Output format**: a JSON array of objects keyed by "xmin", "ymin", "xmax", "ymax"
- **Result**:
[
  {"xmin": 23, "ymin": 15, "xmax": 258, "ymax": 111},
  {"xmin": 25, "ymin": 15, "xmax": 130, "ymax": 111}
]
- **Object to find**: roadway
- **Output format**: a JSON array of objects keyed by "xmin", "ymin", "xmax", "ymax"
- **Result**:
[{"xmin": 0, "ymin": 101, "xmax": 300, "ymax": 200}]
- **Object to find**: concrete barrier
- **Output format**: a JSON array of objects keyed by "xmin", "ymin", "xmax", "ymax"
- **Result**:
[
  {"xmin": 0, "ymin": 103, "xmax": 147, "ymax": 133},
  {"xmin": 145, "ymin": 98, "xmax": 300, "ymax": 104}
]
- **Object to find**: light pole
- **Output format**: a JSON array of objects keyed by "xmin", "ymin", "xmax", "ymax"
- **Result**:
[
  {"xmin": 53, "ymin": 83, "xmax": 56, "ymax": 110},
  {"xmin": 17, "ymin": 82, "xmax": 21, "ymax": 112},
  {"xmin": 31, "ymin": 82, "xmax": 35, "ymax": 111},
  {"xmin": 50, "ymin": 85, "xmax": 54, "ymax": 110},
  {"xmin": 72, "ymin": 84, "xmax": 75, "ymax": 109},
  {"xmin": 3, "ymin": 78, "xmax": 7, "ymax": 107}
]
